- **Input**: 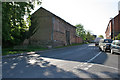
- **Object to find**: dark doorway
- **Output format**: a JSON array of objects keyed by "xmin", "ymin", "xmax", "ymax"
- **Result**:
[{"xmin": 66, "ymin": 30, "xmax": 70, "ymax": 45}]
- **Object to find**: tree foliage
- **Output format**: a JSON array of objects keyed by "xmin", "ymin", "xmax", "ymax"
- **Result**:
[
  {"xmin": 75, "ymin": 24, "xmax": 86, "ymax": 40},
  {"xmin": 98, "ymin": 35, "xmax": 104, "ymax": 39},
  {"xmin": 115, "ymin": 33, "xmax": 120, "ymax": 40},
  {"xmin": 2, "ymin": 1, "xmax": 41, "ymax": 47},
  {"xmin": 86, "ymin": 31, "xmax": 95, "ymax": 42},
  {"xmin": 75, "ymin": 24, "xmax": 95, "ymax": 42}
]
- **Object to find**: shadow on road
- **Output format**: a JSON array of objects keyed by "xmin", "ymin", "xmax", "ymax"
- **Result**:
[
  {"xmin": 3, "ymin": 54, "xmax": 78, "ymax": 78},
  {"xmin": 2, "ymin": 44, "xmax": 119, "ymax": 78},
  {"xmin": 39, "ymin": 44, "xmax": 108, "ymax": 65}
]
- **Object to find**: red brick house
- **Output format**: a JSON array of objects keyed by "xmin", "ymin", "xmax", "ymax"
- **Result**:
[
  {"xmin": 23, "ymin": 7, "xmax": 82, "ymax": 47},
  {"xmin": 105, "ymin": 12, "xmax": 120, "ymax": 39},
  {"xmin": 105, "ymin": 20, "xmax": 112, "ymax": 39}
]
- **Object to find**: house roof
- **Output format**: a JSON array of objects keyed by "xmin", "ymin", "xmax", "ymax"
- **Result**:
[
  {"xmin": 105, "ymin": 20, "xmax": 112, "ymax": 33},
  {"xmin": 32, "ymin": 7, "xmax": 76, "ymax": 28},
  {"xmin": 105, "ymin": 12, "xmax": 120, "ymax": 33}
]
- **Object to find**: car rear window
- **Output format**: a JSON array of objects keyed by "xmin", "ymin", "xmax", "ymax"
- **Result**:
[
  {"xmin": 116, "ymin": 42, "xmax": 120, "ymax": 46},
  {"xmin": 104, "ymin": 39, "xmax": 113, "ymax": 43}
]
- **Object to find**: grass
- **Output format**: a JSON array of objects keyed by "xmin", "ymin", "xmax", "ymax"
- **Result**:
[
  {"xmin": 2, "ymin": 47, "xmax": 48, "ymax": 56},
  {"xmin": 55, "ymin": 43, "xmax": 84, "ymax": 48},
  {"xmin": 2, "ymin": 43, "xmax": 85, "ymax": 56}
]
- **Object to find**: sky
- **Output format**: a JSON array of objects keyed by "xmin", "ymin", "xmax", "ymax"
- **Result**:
[{"xmin": 32, "ymin": 0, "xmax": 120, "ymax": 38}]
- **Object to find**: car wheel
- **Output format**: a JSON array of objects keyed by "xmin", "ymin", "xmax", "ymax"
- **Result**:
[
  {"xmin": 111, "ymin": 49, "xmax": 114, "ymax": 54},
  {"xmin": 99, "ymin": 47, "xmax": 102, "ymax": 51},
  {"xmin": 102, "ymin": 47, "xmax": 104, "ymax": 52},
  {"xmin": 95, "ymin": 44, "xmax": 97, "ymax": 46},
  {"xmin": 103, "ymin": 49, "xmax": 106, "ymax": 52}
]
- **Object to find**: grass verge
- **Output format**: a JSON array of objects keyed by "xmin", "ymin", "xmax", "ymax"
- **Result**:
[
  {"xmin": 55, "ymin": 43, "xmax": 84, "ymax": 48},
  {"xmin": 2, "ymin": 43, "xmax": 85, "ymax": 56},
  {"xmin": 2, "ymin": 47, "xmax": 48, "ymax": 56}
]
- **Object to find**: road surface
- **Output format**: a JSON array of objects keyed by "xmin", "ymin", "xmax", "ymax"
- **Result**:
[{"xmin": 2, "ymin": 43, "xmax": 120, "ymax": 78}]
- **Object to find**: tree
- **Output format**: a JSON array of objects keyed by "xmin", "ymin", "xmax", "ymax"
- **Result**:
[
  {"xmin": 85, "ymin": 31, "xmax": 96, "ymax": 42},
  {"xmin": 86, "ymin": 31, "xmax": 91, "ymax": 42},
  {"xmin": 98, "ymin": 35, "xmax": 104, "ymax": 39},
  {"xmin": 116, "ymin": 33, "xmax": 120, "ymax": 40},
  {"xmin": 2, "ymin": 1, "xmax": 42, "ymax": 47},
  {"xmin": 75, "ymin": 24, "xmax": 86, "ymax": 40},
  {"xmin": 75, "ymin": 24, "xmax": 95, "ymax": 42}
]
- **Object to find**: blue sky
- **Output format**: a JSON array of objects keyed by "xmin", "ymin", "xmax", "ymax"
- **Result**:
[{"xmin": 32, "ymin": 0, "xmax": 120, "ymax": 38}]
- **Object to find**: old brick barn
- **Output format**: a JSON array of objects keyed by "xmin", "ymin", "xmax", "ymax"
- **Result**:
[{"xmin": 23, "ymin": 7, "xmax": 82, "ymax": 47}]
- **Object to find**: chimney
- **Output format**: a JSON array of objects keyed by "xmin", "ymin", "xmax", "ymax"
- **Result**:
[{"xmin": 118, "ymin": 1, "xmax": 120, "ymax": 13}]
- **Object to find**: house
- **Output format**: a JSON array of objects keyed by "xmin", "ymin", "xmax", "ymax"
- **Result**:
[
  {"xmin": 23, "ymin": 7, "xmax": 82, "ymax": 47},
  {"xmin": 105, "ymin": 1, "xmax": 120, "ymax": 39},
  {"xmin": 105, "ymin": 10, "xmax": 120, "ymax": 39},
  {"xmin": 105, "ymin": 20, "xmax": 112, "ymax": 39}
]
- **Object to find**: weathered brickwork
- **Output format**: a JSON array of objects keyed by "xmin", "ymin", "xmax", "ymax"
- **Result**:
[
  {"xmin": 23, "ymin": 7, "xmax": 82, "ymax": 47},
  {"xmin": 28, "ymin": 8, "xmax": 53, "ymax": 47},
  {"xmin": 105, "ymin": 21, "xmax": 112, "ymax": 39},
  {"xmin": 75, "ymin": 36, "xmax": 83, "ymax": 43},
  {"xmin": 53, "ymin": 17, "xmax": 76, "ymax": 46},
  {"xmin": 70, "ymin": 28, "xmax": 76, "ymax": 43},
  {"xmin": 114, "ymin": 14, "xmax": 120, "ymax": 36}
]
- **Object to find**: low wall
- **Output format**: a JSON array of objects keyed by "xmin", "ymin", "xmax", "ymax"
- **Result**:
[{"xmin": 75, "ymin": 37, "xmax": 83, "ymax": 43}]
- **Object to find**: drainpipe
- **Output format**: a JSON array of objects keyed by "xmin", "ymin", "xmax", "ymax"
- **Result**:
[
  {"xmin": 112, "ymin": 18, "xmax": 115, "ymax": 40},
  {"xmin": 51, "ymin": 17, "xmax": 55, "ymax": 47}
]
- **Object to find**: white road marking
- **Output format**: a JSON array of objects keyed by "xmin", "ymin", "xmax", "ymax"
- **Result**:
[
  {"xmin": 75, "ymin": 52, "xmax": 102, "ymax": 71},
  {"xmin": 82, "ymin": 51, "xmax": 119, "ymax": 71},
  {"xmin": 87, "ymin": 52, "xmax": 102, "ymax": 63},
  {"xmin": 39, "ymin": 45, "xmax": 119, "ymax": 72},
  {"xmin": 84, "ymin": 63, "xmax": 87, "ymax": 65},
  {"xmin": 94, "ymin": 63, "xmax": 119, "ymax": 70},
  {"xmin": 71, "ymin": 48, "xmax": 102, "ymax": 71},
  {"xmin": 83, "ymin": 67, "xmax": 89, "ymax": 70},
  {"xmin": 75, "ymin": 47, "xmax": 88, "ymax": 51},
  {"xmin": 88, "ymin": 64, "xmax": 93, "ymax": 68}
]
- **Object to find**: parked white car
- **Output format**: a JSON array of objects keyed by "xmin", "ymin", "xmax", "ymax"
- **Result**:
[{"xmin": 111, "ymin": 40, "xmax": 120, "ymax": 54}]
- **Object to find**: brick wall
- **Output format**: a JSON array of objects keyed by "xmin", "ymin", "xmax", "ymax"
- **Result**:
[
  {"xmin": 105, "ymin": 13, "xmax": 120, "ymax": 39},
  {"xmin": 53, "ymin": 16, "xmax": 76, "ymax": 46},
  {"xmin": 23, "ymin": 8, "xmax": 53, "ymax": 47},
  {"xmin": 105, "ymin": 21, "xmax": 112, "ymax": 39},
  {"xmin": 23, "ymin": 7, "xmax": 77, "ymax": 47},
  {"xmin": 119, "ymin": 13, "xmax": 120, "ymax": 31},
  {"xmin": 75, "ymin": 36, "xmax": 83, "ymax": 43},
  {"xmin": 113, "ymin": 13, "xmax": 120, "ymax": 37}
]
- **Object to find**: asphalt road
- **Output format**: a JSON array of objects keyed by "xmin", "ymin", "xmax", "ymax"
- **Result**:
[{"xmin": 2, "ymin": 43, "xmax": 120, "ymax": 78}]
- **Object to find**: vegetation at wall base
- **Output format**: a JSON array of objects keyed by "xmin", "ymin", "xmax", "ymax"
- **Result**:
[
  {"xmin": 3, "ymin": 43, "xmax": 85, "ymax": 56},
  {"xmin": 2, "ymin": 46, "xmax": 47, "ymax": 56},
  {"xmin": 55, "ymin": 43, "xmax": 84, "ymax": 48}
]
